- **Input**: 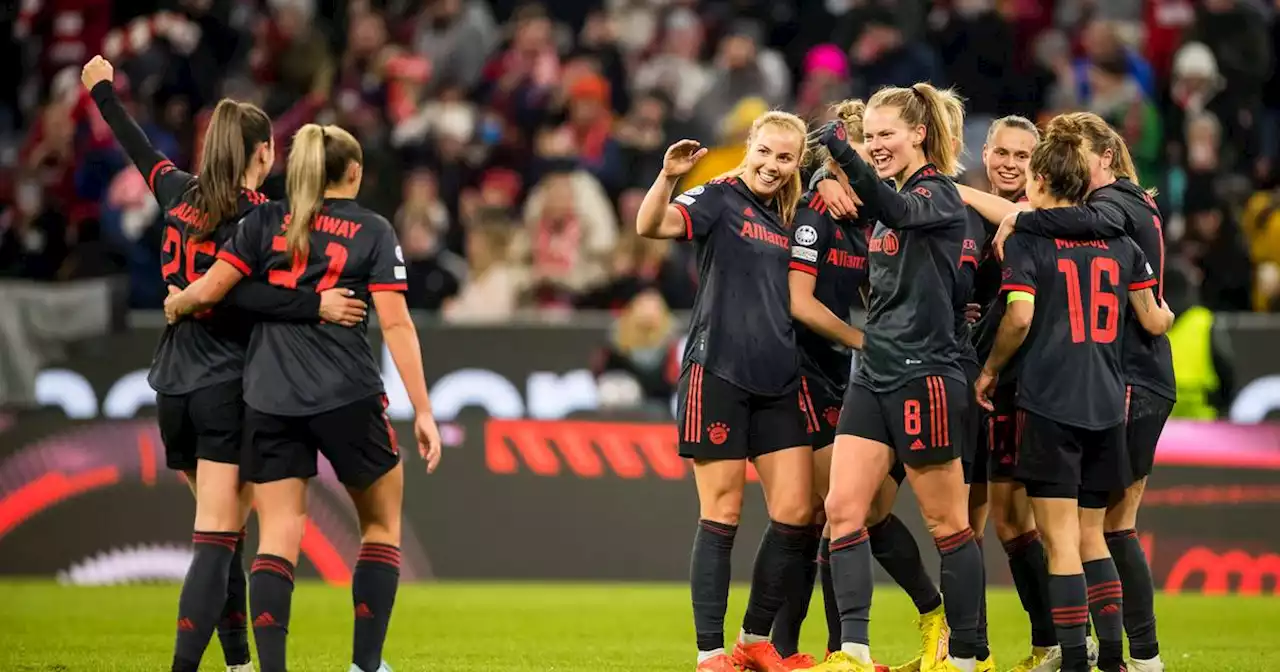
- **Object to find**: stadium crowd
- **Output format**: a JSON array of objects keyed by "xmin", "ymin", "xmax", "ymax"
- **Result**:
[{"xmin": 4, "ymin": 0, "xmax": 1280, "ymax": 316}]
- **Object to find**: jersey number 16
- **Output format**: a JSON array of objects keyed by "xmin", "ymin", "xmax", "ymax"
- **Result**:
[{"xmin": 1058, "ymin": 257, "xmax": 1119, "ymax": 344}]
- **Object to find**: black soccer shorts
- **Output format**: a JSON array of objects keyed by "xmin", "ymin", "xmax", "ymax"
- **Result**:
[
  {"xmin": 836, "ymin": 375, "xmax": 968, "ymax": 468},
  {"xmin": 1125, "ymin": 384, "xmax": 1174, "ymax": 482},
  {"xmin": 157, "ymin": 378, "xmax": 245, "ymax": 471},
  {"xmin": 961, "ymin": 360, "xmax": 986, "ymax": 485},
  {"xmin": 977, "ymin": 383, "xmax": 1020, "ymax": 482},
  {"xmin": 677, "ymin": 363, "xmax": 809, "ymax": 461},
  {"xmin": 1015, "ymin": 409, "xmax": 1131, "ymax": 508},
  {"xmin": 799, "ymin": 371, "xmax": 844, "ymax": 451},
  {"xmin": 244, "ymin": 394, "xmax": 401, "ymax": 489}
]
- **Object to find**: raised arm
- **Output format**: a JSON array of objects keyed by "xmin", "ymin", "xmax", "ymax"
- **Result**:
[
  {"xmin": 637, "ymin": 140, "xmax": 709, "ymax": 240},
  {"xmin": 956, "ymin": 184, "xmax": 1028, "ymax": 227},
  {"xmin": 83, "ymin": 57, "xmax": 186, "ymax": 200},
  {"xmin": 815, "ymin": 121, "xmax": 955, "ymax": 230}
]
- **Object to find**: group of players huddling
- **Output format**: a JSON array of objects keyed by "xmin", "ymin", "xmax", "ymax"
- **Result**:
[
  {"xmin": 637, "ymin": 80, "xmax": 1175, "ymax": 672},
  {"xmin": 81, "ymin": 38, "xmax": 1174, "ymax": 672}
]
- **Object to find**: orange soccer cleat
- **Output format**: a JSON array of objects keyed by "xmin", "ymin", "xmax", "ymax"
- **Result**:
[
  {"xmin": 697, "ymin": 653, "xmax": 742, "ymax": 672},
  {"xmin": 734, "ymin": 640, "xmax": 814, "ymax": 671}
]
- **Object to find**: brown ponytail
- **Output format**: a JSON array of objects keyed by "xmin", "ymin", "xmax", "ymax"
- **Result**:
[
  {"xmin": 285, "ymin": 123, "xmax": 363, "ymax": 261},
  {"xmin": 190, "ymin": 99, "xmax": 272, "ymax": 238},
  {"xmin": 1046, "ymin": 112, "xmax": 1141, "ymax": 186},
  {"xmin": 1029, "ymin": 131, "xmax": 1092, "ymax": 204}
]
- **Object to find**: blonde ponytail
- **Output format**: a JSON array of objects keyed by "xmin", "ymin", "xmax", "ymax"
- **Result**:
[{"xmin": 284, "ymin": 124, "xmax": 327, "ymax": 261}]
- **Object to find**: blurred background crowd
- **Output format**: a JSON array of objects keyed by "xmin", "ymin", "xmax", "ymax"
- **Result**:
[{"xmin": 5, "ymin": 0, "xmax": 1280, "ymax": 330}]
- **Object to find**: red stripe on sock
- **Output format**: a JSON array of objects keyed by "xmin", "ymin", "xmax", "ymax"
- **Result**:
[
  {"xmin": 1002, "ymin": 530, "xmax": 1040, "ymax": 555},
  {"xmin": 1087, "ymin": 580, "xmax": 1123, "ymax": 594},
  {"xmin": 935, "ymin": 528, "xmax": 974, "ymax": 553},
  {"xmin": 830, "ymin": 529, "xmax": 869, "ymax": 552},
  {"xmin": 251, "ymin": 557, "xmax": 294, "ymax": 581}
]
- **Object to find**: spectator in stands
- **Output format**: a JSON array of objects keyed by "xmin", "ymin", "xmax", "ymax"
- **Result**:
[
  {"xmin": 849, "ymin": 9, "xmax": 943, "ymax": 101},
  {"xmin": 1165, "ymin": 43, "xmax": 1234, "ymax": 171},
  {"xmin": 516, "ymin": 162, "xmax": 614, "ymax": 307},
  {"xmin": 444, "ymin": 221, "xmax": 525, "ymax": 323},
  {"xmin": 679, "ymin": 96, "xmax": 765, "ymax": 190},
  {"xmin": 694, "ymin": 20, "xmax": 789, "ymax": 137},
  {"xmin": 1087, "ymin": 53, "xmax": 1162, "ymax": 184},
  {"xmin": 1181, "ymin": 187, "xmax": 1254, "ymax": 312},
  {"xmin": 250, "ymin": 0, "xmax": 334, "ymax": 117},
  {"xmin": 399, "ymin": 203, "xmax": 465, "ymax": 312},
  {"xmin": 1073, "ymin": 18, "xmax": 1157, "ymax": 101},
  {"xmin": 592, "ymin": 288, "xmax": 681, "ymax": 409},
  {"xmin": 614, "ymin": 90, "xmax": 673, "ymax": 191},
  {"xmin": 930, "ymin": 0, "xmax": 1016, "ymax": 166},
  {"xmin": 560, "ymin": 72, "xmax": 623, "ymax": 193},
  {"xmin": 408, "ymin": 0, "xmax": 498, "ymax": 92},
  {"xmin": 631, "ymin": 7, "xmax": 711, "ymax": 122},
  {"xmin": 793, "ymin": 44, "xmax": 852, "ymax": 122}
]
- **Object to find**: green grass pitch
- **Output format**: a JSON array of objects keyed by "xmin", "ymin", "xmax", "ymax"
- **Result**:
[{"xmin": 0, "ymin": 581, "xmax": 1272, "ymax": 670}]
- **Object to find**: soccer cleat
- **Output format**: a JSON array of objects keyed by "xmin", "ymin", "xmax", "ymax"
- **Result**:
[
  {"xmin": 975, "ymin": 654, "xmax": 996, "ymax": 672},
  {"xmin": 1127, "ymin": 655, "xmax": 1163, "ymax": 672},
  {"xmin": 348, "ymin": 662, "xmax": 393, "ymax": 672},
  {"xmin": 783, "ymin": 653, "xmax": 819, "ymax": 668},
  {"xmin": 1009, "ymin": 646, "xmax": 1060, "ymax": 672},
  {"xmin": 807, "ymin": 651, "xmax": 880, "ymax": 672},
  {"xmin": 889, "ymin": 658, "xmax": 920, "ymax": 672},
  {"xmin": 734, "ymin": 640, "xmax": 811, "ymax": 671},
  {"xmin": 697, "ymin": 653, "xmax": 743, "ymax": 672},
  {"xmin": 913, "ymin": 604, "xmax": 949, "ymax": 671},
  {"xmin": 227, "ymin": 665, "xmax": 255, "ymax": 672}
]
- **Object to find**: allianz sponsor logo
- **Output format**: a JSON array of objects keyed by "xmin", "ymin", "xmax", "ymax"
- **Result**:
[{"xmin": 34, "ymin": 339, "xmax": 691, "ymax": 421}]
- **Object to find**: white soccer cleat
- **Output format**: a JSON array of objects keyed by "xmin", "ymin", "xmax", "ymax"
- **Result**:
[
  {"xmin": 227, "ymin": 665, "xmax": 255, "ymax": 672},
  {"xmin": 1086, "ymin": 637, "xmax": 1099, "ymax": 667},
  {"xmin": 348, "ymin": 662, "xmax": 393, "ymax": 672},
  {"xmin": 1127, "ymin": 655, "xmax": 1164, "ymax": 672}
]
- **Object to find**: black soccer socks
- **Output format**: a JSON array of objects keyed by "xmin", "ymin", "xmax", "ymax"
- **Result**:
[
  {"xmin": 770, "ymin": 525, "xmax": 822, "ymax": 657},
  {"xmin": 1084, "ymin": 558, "xmax": 1125, "ymax": 671},
  {"xmin": 217, "ymin": 528, "xmax": 251, "ymax": 667},
  {"xmin": 935, "ymin": 528, "xmax": 985, "ymax": 660},
  {"xmin": 818, "ymin": 537, "xmax": 841, "ymax": 654},
  {"xmin": 1049, "ymin": 573, "xmax": 1091, "ymax": 672},
  {"xmin": 250, "ymin": 554, "xmax": 296, "ymax": 672},
  {"xmin": 691, "ymin": 519, "xmax": 737, "ymax": 652},
  {"xmin": 172, "ymin": 530, "xmax": 238, "ymax": 672},
  {"xmin": 742, "ymin": 521, "xmax": 815, "ymax": 637},
  {"xmin": 829, "ymin": 528, "xmax": 873, "ymax": 646},
  {"xmin": 1106, "ymin": 528, "xmax": 1159, "ymax": 660},
  {"xmin": 352, "ymin": 543, "xmax": 402, "ymax": 672},
  {"xmin": 974, "ymin": 536, "xmax": 990, "ymax": 657},
  {"xmin": 869, "ymin": 515, "xmax": 943, "ymax": 615},
  {"xmin": 1003, "ymin": 530, "xmax": 1057, "ymax": 648}
]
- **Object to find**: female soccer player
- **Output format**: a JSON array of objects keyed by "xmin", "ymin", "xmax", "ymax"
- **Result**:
[
  {"xmin": 636, "ymin": 112, "xmax": 816, "ymax": 672},
  {"xmin": 165, "ymin": 124, "xmax": 443, "ymax": 672},
  {"xmin": 770, "ymin": 99, "xmax": 871, "ymax": 667},
  {"xmin": 956, "ymin": 116, "xmax": 1063, "ymax": 672},
  {"xmin": 80, "ymin": 56, "xmax": 365, "ymax": 672},
  {"xmin": 990, "ymin": 112, "xmax": 1175, "ymax": 672},
  {"xmin": 974, "ymin": 127, "xmax": 1173, "ymax": 672},
  {"xmin": 808, "ymin": 83, "xmax": 982, "ymax": 672}
]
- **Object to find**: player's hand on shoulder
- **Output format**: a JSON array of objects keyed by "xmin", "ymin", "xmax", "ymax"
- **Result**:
[
  {"xmin": 661, "ymin": 140, "xmax": 708, "ymax": 178},
  {"xmin": 319, "ymin": 288, "xmax": 367, "ymax": 327},
  {"xmin": 81, "ymin": 55, "xmax": 114, "ymax": 90},
  {"xmin": 415, "ymin": 412, "xmax": 443, "ymax": 474}
]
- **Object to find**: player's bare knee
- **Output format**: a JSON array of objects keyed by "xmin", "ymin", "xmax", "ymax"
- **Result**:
[
  {"xmin": 699, "ymin": 489, "xmax": 743, "ymax": 526},
  {"xmin": 824, "ymin": 488, "xmax": 868, "ymax": 533},
  {"xmin": 920, "ymin": 507, "xmax": 968, "ymax": 539},
  {"xmin": 1104, "ymin": 479, "xmax": 1145, "ymax": 532}
]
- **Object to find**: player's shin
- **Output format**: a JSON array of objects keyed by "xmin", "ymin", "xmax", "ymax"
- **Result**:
[
  {"xmin": 172, "ymin": 530, "xmax": 239, "ymax": 672},
  {"xmin": 216, "ymin": 528, "xmax": 251, "ymax": 668}
]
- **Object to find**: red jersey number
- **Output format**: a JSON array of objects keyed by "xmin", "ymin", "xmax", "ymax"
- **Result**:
[
  {"xmin": 1057, "ymin": 257, "xmax": 1120, "ymax": 344},
  {"xmin": 267, "ymin": 236, "xmax": 351, "ymax": 291},
  {"xmin": 160, "ymin": 225, "xmax": 217, "ymax": 284}
]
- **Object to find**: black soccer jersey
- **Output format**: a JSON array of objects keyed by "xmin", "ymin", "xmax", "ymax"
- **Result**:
[
  {"xmin": 970, "ymin": 193, "xmax": 1026, "ymax": 363},
  {"xmin": 788, "ymin": 192, "xmax": 870, "ymax": 391},
  {"xmin": 847, "ymin": 164, "xmax": 968, "ymax": 392},
  {"xmin": 1013, "ymin": 179, "xmax": 1175, "ymax": 401},
  {"xmin": 1001, "ymin": 230, "xmax": 1156, "ymax": 429},
  {"xmin": 220, "ymin": 199, "xmax": 407, "ymax": 415},
  {"xmin": 953, "ymin": 206, "xmax": 989, "ymax": 367},
  {"xmin": 672, "ymin": 177, "xmax": 799, "ymax": 395},
  {"xmin": 89, "ymin": 82, "xmax": 321, "ymax": 396}
]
